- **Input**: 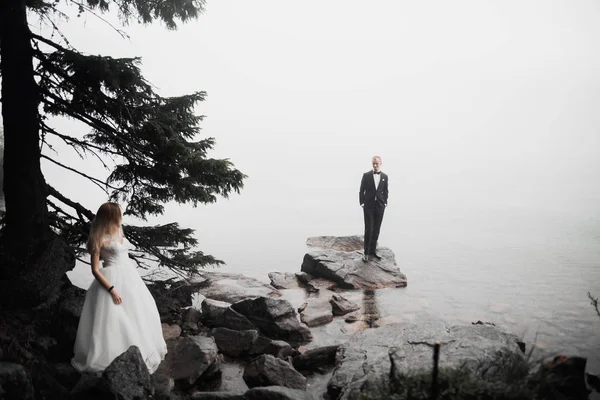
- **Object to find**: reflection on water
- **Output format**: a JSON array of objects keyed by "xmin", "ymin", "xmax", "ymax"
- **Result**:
[{"xmin": 362, "ymin": 289, "xmax": 381, "ymax": 328}]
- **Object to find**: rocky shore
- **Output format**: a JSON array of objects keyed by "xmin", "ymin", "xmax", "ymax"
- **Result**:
[{"xmin": 0, "ymin": 236, "xmax": 597, "ymax": 399}]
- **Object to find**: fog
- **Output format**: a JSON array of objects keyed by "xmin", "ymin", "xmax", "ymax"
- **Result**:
[{"xmin": 27, "ymin": 0, "xmax": 598, "ymax": 278}]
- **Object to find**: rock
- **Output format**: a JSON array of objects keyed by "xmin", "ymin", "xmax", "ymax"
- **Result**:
[
  {"xmin": 329, "ymin": 294, "xmax": 360, "ymax": 316},
  {"xmin": 344, "ymin": 312, "xmax": 359, "ymax": 323},
  {"xmin": 183, "ymin": 307, "xmax": 202, "ymax": 324},
  {"xmin": 328, "ymin": 321, "xmax": 523, "ymax": 399},
  {"xmin": 102, "ymin": 346, "xmax": 154, "ymax": 400},
  {"xmin": 262, "ymin": 340, "xmax": 297, "ymax": 359},
  {"xmin": 0, "ymin": 232, "xmax": 75, "ymax": 310},
  {"xmin": 306, "ymin": 278, "xmax": 337, "ymax": 292},
  {"xmin": 202, "ymin": 298, "xmax": 232, "ymax": 327},
  {"xmin": 210, "ymin": 328, "xmax": 260, "ymax": 358},
  {"xmin": 299, "ymin": 298, "xmax": 333, "ymax": 327},
  {"xmin": 301, "ymin": 247, "xmax": 407, "ymax": 290},
  {"xmin": 244, "ymin": 385, "xmax": 315, "ymax": 400},
  {"xmin": 162, "ymin": 323, "xmax": 182, "ymax": 340},
  {"xmin": 306, "ymin": 235, "xmax": 364, "ymax": 252},
  {"xmin": 292, "ymin": 345, "xmax": 340, "ymax": 372},
  {"xmin": 210, "ymin": 328, "xmax": 297, "ymax": 359},
  {"xmin": 71, "ymin": 374, "xmax": 110, "ymax": 400},
  {"xmin": 243, "ymin": 355, "xmax": 307, "ymax": 390},
  {"xmin": 151, "ymin": 373, "xmax": 174, "ymax": 400},
  {"xmin": 231, "ymin": 297, "xmax": 312, "ymax": 347},
  {"xmin": 192, "ymin": 272, "xmax": 281, "ymax": 304},
  {"xmin": 48, "ymin": 279, "xmax": 87, "ymax": 361},
  {"xmin": 294, "ymin": 272, "xmax": 315, "ymax": 285},
  {"xmin": 587, "ymin": 372, "xmax": 600, "ymax": 393},
  {"xmin": 171, "ymin": 335, "xmax": 221, "ymax": 387},
  {"xmin": 191, "ymin": 393, "xmax": 243, "ymax": 399},
  {"xmin": 297, "ymin": 302, "xmax": 307, "ymax": 313},
  {"xmin": 268, "ymin": 272, "xmax": 301, "ymax": 289},
  {"xmin": 0, "ymin": 362, "xmax": 34, "ymax": 400},
  {"xmin": 182, "ymin": 321, "xmax": 200, "ymax": 335},
  {"xmin": 543, "ymin": 355, "xmax": 590, "ymax": 399},
  {"xmin": 53, "ymin": 362, "xmax": 81, "ymax": 391},
  {"xmin": 222, "ymin": 307, "xmax": 256, "ymax": 331}
]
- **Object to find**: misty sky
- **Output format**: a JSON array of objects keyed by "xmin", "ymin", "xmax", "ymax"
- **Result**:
[{"xmin": 27, "ymin": 0, "xmax": 600, "ymax": 273}]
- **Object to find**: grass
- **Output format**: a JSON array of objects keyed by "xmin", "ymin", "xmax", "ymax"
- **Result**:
[{"xmin": 349, "ymin": 348, "xmax": 589, "ymax": 400}]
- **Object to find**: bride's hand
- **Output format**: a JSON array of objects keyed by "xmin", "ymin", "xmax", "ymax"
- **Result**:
[{"xmin": 110, "ymin": 289, "xmax": 122, "ymax": 305}]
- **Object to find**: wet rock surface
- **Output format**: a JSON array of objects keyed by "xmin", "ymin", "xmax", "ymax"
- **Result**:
[
  {"xmin": 243, "ymin": 354, "xmax": 307, "ymax": 390},
  {"xmin": 192, "ymin": 272, "xmax": 281, "ymax": 304}
]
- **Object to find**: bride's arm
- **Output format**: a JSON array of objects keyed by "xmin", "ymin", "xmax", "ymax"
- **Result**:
[{"xmin": 90, "ymin": 241, "xmax": 123, "ymax": 304}]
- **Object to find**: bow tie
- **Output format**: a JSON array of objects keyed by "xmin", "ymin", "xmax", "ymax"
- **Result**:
[{"xmin": 373, "ymin": 171, "xmax": 381, "ymax": 175}]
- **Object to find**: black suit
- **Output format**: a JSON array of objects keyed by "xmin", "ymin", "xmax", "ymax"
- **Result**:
[{"xmin": 359, "ymin": 171, "xmax": 388, "ymax": 255}]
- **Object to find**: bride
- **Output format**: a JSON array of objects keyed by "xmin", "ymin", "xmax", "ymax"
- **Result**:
[{"xmin": 71, "ymin": 202, "xmax": 167, "ymax": 373}]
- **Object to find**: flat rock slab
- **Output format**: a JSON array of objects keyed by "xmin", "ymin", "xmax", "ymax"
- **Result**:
[
  {"xmin": 301, "ymin": 247, "xmax": 407, "ymax": 290},
  {"xmin": 327, "ymin": 321, "xmax": 523, "ymax": 400},
  {"xmin": 300, "ymin": 297, "xmax": 333, "ymax": 327},
  {"xmin": 306, "ymin": 236, "xmax": 364, "ymax": 252},
  {"xmin": 268, "ymin": 272, "xmax": 302, "ymax": 289},
  {"xmin": 192, "ymin": 272, "xmax": 281, "ymax": 304}
]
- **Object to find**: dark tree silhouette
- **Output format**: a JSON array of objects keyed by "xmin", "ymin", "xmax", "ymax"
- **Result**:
[{"xmin": 0, "ymin": 0, "xmax": 245, "ymax": 309}]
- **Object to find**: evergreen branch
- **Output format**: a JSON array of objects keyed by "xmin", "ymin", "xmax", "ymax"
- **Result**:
[
  {"xmin": 66, "ymin": 0, "xmax": 130, "ymax": 39},
  {"xmin": 77, "ymin": 257, "xmax": 91, "ymax": 266},
  {"xmin": 589, "ymin": 292, "xmax": 600, "ymax": 319},
  {"xmin": 47, "ymin": 184, "xmax": 95, "ymax": 220},
  {"xmin": 42, "ymin": 122, "xmax": 115, "ymax": 169},
  {"xmin": 41, "ymin": 154, "xmax": 116, "ymax": 193},
  {"xmin": 39, "ymin": 89, "xmax": 155, "ymax": 161}
]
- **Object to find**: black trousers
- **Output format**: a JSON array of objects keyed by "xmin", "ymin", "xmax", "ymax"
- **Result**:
[{"xmin": 363, "ymin": 202, "xmax": 385, "ymax": 254}]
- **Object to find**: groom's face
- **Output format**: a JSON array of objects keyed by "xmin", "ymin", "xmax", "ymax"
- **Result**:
[{"xmin": 372, "ymin": 158, "xmax": 381, "ymax": 172}]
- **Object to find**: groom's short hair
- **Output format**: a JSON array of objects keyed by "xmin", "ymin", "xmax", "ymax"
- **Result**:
[{"xmin": 372, "ymin": 156, "xmax": 382, "ymax": 163}]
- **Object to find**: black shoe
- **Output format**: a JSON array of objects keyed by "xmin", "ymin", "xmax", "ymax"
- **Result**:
[
  {"xmin": 362, "ymin": 253, "xmax": 369, "ymax": 262},
  {"xmin": 371, "ymin": 252, "xmax": 382, "ymax": 260}
]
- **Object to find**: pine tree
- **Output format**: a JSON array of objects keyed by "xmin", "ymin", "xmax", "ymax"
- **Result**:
[{"xmin": 0, "ymin": 0, "xmax": 246, "ymax": 308}]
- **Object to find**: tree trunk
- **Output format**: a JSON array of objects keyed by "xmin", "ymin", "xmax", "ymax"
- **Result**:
[
  {"xmin": 0, "ymin": 0, "xmax": 75, "ymax": 309},
  {"xmin": 1, "ymin": 0, "xmax": 49, "ymax": 244}
]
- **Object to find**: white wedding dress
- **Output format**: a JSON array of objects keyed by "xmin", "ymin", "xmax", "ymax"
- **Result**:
[{"xmin": 71, "ymin": 236, "xmax": 167, "ymax": 374}]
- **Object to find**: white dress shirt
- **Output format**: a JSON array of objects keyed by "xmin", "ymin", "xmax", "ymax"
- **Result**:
[{"xmin": 373, "ymin": 172, "xmax": 381, "ymax": 190}]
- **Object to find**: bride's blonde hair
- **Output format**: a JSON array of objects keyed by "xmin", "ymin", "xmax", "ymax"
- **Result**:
[{"xmin": 87, "ymin": 202, "xmax": 122, "ymax": 254}]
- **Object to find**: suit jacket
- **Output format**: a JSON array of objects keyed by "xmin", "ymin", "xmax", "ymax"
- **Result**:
[{"xmin": 359, "ymin": 171, "xmax": 388, "ymax": 207}]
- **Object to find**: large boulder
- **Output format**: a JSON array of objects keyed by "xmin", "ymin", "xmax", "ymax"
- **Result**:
[
  {"xmin": 71, "ymin": 346, "xmax": 153, "ymax": 400},
  {"xmin": 210, "ymin": 328, "xmax": 260, "ymax": 358},
  {"xmin": 102, "ymin": 346, "xmax": 154, "ymax": 400},
  {"xmin": 170, "ymin": 335, "xmax": 221, "ymax": 388},
  {"xmin": 192, "ymin": 272, "xmax": 281, "ymax": 304},
  {"xmin": 202, "ymin": 298, "xmax": 232, "ymax": 327},
  {"xmin": 243, "ymin": 355, "xmax": 306, "ymax": 390},
  {"xmin": 209, "ymin": 328, "xmax": 296, "ymax": 359},
  {"xmin": 231, "ymin": 297, "xmax": 312, "ymax": 347},
  {"xmin": 327, "ymin": 321, "xmax": 524, "ymax": 399},
  {"xmin": 301, "ymin": 247, "xmax": 407, "ymax": 290}
]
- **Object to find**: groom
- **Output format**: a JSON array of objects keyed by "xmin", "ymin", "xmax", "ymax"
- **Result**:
[{"xmin": 359, "ymin": 156, "xmax": 388, "ymax": 262}]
